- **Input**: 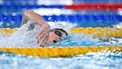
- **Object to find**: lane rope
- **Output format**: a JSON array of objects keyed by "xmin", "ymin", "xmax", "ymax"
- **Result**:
[
  {"xmin": 65, "ymin": 3, "xmax": 122, "ymax": 10},
  {"xmin": 0, "ymin": 46, "xmax": 121, "ymax": 58},
  {"xmin": 0, "ymin": 27, "xmax": 122, "ymax": 38}
]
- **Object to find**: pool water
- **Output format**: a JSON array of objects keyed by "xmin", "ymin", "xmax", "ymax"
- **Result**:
[
  {"xmin": 0, "ymin": 0, "xmax": 122, "ymax": 69},
  {"xmin": 0, "ymin": 50, "xmax": 121, "ymax": 69}
]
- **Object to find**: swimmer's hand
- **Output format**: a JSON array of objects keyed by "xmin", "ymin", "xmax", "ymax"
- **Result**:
[
  {"xmin": 24, "ymin": 10, "xmax": 50, "ymax": 47},
  {"xmin": 36, "ymin": 24, "xmax": 50, "ymax": 47}
]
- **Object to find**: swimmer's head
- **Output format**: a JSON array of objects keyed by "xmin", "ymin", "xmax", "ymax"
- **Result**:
[{"xmin": 46, "ymin": 28, "xmax": 68, "ymax": 44}]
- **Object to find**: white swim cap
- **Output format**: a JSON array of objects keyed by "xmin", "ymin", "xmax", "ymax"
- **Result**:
[{"xmin": 48, "ymin": 22, "xmax": 77, "ymax": 34}]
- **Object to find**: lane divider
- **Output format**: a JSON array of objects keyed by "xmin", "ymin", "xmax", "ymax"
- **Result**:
[
  {"xmin": 0, "ymin": 27, "xmax": 122, "ymax": 38},
  {"xmin": 0, "ymin": 46, "xmax": 121, "ymax": 58},
  {"xmin": 71, "ymin": 27, "xmax": 122, "ymax": 39},
  {"xmin": 65, "ymin": 3, "xmax": 122, "ymax": 10}
]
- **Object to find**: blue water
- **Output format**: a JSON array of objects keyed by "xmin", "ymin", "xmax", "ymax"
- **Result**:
[{"xmin": 0, "ymin": 51, "xmax": 121, "ymax": 69}]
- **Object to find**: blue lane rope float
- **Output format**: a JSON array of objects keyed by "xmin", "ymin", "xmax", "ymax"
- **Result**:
[{"xmin": 0, "ymin": 14, "xmax": 122, "ymax": 27}]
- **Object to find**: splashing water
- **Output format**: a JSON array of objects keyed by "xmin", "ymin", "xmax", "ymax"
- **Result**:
[
  {"xmin": 0, "ymin": 21, "xmax": 121, "ymax": 47},
  {"xmin": 0, "ymin": 21, "xmax": 40, "ymax": 47}
]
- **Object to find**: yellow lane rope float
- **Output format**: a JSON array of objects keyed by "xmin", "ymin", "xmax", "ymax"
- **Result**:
[
  {"xmin": 0, "ymin": 46, "xmax": 122, "ymax": 58},
  {"xmin": 71, "ymin": 27, "xmax": 122, "ymax": 38},
  {"xmin": 0, "ymin": 27, "xmax": 122, "ymax": 38},
  {"xmin": 0, "ymin": 28, "xmax": 17, "ymax": 35},
  {"xmin": 0, "ymin": 27, "xmax": 122, "ymax": 58}
]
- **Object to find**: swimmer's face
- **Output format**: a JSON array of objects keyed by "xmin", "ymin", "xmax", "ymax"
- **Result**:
[{"xmin": 46, "ymin": 29, "xmax": 68, "ymax": 44}]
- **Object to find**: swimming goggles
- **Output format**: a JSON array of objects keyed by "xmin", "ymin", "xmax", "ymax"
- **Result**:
[
  {"xmin": 55, "ymin": 30, "xmax": 62, "ymax": 37},
  {"xmin": 53, "ymin": 30, "xmax": 62, "ymax": 43}
]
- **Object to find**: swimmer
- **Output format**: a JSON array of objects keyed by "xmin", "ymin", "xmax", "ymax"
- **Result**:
[{"xmin": 21, "ymin": 10, "xmax": 68, "ymax": 47}]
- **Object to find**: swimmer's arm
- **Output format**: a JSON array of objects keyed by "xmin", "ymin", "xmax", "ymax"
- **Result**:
[
  {"xmin": 23, "ymin": 10, "xmax": 47, "ymax": 26},
  {"xmin": 24, "ymin": 10, "xmax": 50, "ymax": 46}
]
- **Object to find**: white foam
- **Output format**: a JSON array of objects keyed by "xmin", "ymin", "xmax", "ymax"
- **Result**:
[
  {"xmin": 0, "ymin": 21, "xmax": 76, "ymax": 47},
  {"xmin": 0, "ymin": 21, "xmax": 41, "ymax": 47}
]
